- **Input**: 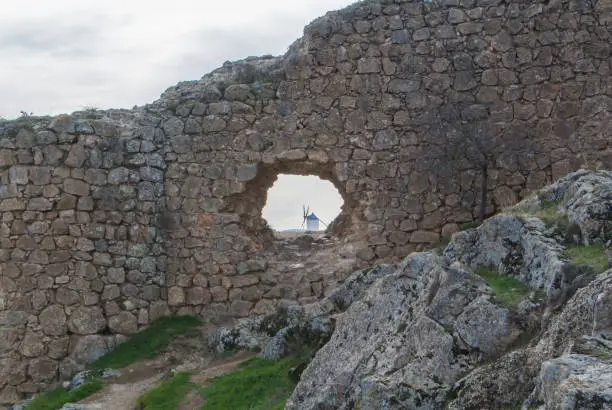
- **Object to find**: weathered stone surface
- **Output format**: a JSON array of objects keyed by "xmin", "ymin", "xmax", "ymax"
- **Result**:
[
  {"xmin": 168, "ymin": 287, "xmax": 185, "ymax": 306},
  {"xmin": 270, "ymin": 173, "xmax": 612, "ymax": 409},
  {"xmin": 65, "ymin": 144, "xmax": 87, "ymax": 167},
  {"xmin": 534, "ymin": 354, "xmax": 612, "ymax": 409},
  {"xmin": 447, "ymin": 171, "xmax": 612, "ymax": 297},
  {"xmin": 236, "ymin": 260, "xmax": 267, "ymax": 274},
  {"xmin": 48, "ymin": 337, "xmax": 70, "ymax": 360},
  {"xmin": 186, "ymin": 287, "xmax": 211, "ymax": 305},
  {"xmin": 63, "ymin": 179, "xmax": 89, "ymax": 196},
  {"xmin": 27, "ymin": 357, "xmax": 58, "ymax": 382},
  {"xmin": 108, "ymin": 311, "xmax": 138, "ymax": 334},
  {"xmin": 236, "ymin": 164, "xmax": 258, "ymax": 182},
  {"xmin": 0, "ymin": 198, "xmax": 25, "ymax": 211},
  {"xmin": 0, "ymin": 328, "xmax": 20, "ymax": 354},
  {"xmin": 286, "ymin": 253, "xmax": 519, "ymax": 409},
  {"xmin": 70, "ymin": 335, "xmax": 113, "ymax": 365},
  {"xmin": 410, "ymin": 230, "xmax": 440, "ymax": 243},
  {"xmin": 68, "ymin": 307, "xmax": 107, "ymax": 335},
  {"xmin": 232, "ymin": 275, "xmax": 259, "ymax": 288},
  {"xmin": 535, "ymin": 170, "xmax": 612, "ymax": 244},
  {"xmin": 107, "ymin": 268, "xmax": 125, "ymax": 284},
  {"xmin": 39, "ymin": 305, "xmax": 67, "ymax": 336},
  {"xmin": 447, "ymin": 271, "xmax": 612, "ymax": 409}
]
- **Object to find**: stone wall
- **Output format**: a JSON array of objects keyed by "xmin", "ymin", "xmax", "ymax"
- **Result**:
[{"xmin": 1, "ymin": 0, "xmax": 610, "ymax": 402}]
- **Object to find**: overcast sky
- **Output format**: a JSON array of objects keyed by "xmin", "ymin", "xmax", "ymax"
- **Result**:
[
  {"xmin": 0, "ymin": 0, "xmax": 353, "ymax": 230},
  {"xmin": 0, "ymin": 0, "xmax": 355, "ymax": 119}
]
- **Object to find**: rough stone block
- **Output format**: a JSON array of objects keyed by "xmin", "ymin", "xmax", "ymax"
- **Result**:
[
  {"xmin": 168, "ymin": 286, "xmax": 185, "ymax": 306},
  {"xmin": 410, "ymin": 230, "xmax": 440, "ymax": 243},
  {"xmin": 39, "ymin": 305, "xmax": 67, "ymax": 336},
  {"xmin": 63, "ymin": 179, "xmax": 90, "ymax": 196}
]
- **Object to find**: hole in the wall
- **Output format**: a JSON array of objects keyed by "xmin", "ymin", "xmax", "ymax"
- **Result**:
[
  {"xmin": 262, "ymin": 174, "xmax": 344, "ymax": 232},
  {"xmin": 223, "ymin": 160, "xmax": 356, "ymax": 248}
]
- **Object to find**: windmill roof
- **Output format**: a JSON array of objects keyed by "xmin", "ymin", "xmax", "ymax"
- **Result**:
[{"xmin": 306, "ymin": 213, "xmax": 319, "ymax": 220}]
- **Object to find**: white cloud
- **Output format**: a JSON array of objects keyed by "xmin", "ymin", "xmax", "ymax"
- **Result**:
[{"xmin": 0, "ymin": 0, "xmax": 355, "ymax": 118}]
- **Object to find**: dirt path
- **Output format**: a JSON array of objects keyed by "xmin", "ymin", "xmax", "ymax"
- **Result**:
[
  {"xmin": 78, "ymin": 373, "xmax": 165, "ymax": 409},
  {"xmin": 177, "ymin": 351, "xmax": 257, "ymax": 410},
  {"xmin": 77, "ymin": 356, "xmax": 169, "ymax": 409},
  {"xmin": 76, "ymin": 350, "xmax": 257, "ymax": 410}
]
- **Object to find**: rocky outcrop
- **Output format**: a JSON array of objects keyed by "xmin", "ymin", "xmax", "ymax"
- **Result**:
[
  {"xmin": 447, "ymin": 170, "xmax": 611, "ymax": 300},
  {"xmin": 535, "ymin": 352, "xmax": 612, "ymax": 410},
  {"xmin": 269, "ymin": 170, "xmax": 612, "ymax": 409},
  {"xmin": 447, "ymin": 270, "xmax": 611, "ymax": 409},
  {"xmin": 287, "ymin": 253, "xmax": 522, "ymax": 409}
]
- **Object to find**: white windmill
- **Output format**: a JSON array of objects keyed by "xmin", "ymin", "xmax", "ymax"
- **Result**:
[{"xmin": 301, "ymin": 205, "xmax": 327, "ymax": 231}]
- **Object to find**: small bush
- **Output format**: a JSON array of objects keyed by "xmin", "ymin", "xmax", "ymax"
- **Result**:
[
  {"xmin": 136, "ymin": 372, "xmax": 195, "ymax": 410},
  {"xmin": 475, "ymin": 268, "xmax": 532, "ymax": 308},
  {"xmin": 25, "ymin": 380, "xmax": 103, "ymax": 410},
  {"xmin": 90, "ymin": 315, "xmax": 201, "ymax": 369},
  {"xmin": 563, "ymin": 244, "xmax": 609, "ymax": 274}
]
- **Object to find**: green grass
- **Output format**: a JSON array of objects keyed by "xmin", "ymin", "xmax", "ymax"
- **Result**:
[
  {"xmin": 563, "ymin": 244, "xmax": 609, "ymax": 274},
  {"xmin": 136, "ymin": 372, "xmax": 196, "ymax": 410},
  {"xmin": 201, "ymin": 356, "xmax": 303, "ymax": 410},
  {"xmin": 512, "ymin": 204, "xmax": 568, "ymax": 227},
  {"xmin": 25, "ymin": 380, "xmax": 103, "ymax": 410},
  {"xmin": 532, "ymin": 205, "xmax": 568, "ymax": 227},
  {"xmin": 475, "ymin": 268, "xmax": 532, "ymax": 308},
  {"xmin": 90, "ymin": 315, "xmax": 202, "ymax": 369}
]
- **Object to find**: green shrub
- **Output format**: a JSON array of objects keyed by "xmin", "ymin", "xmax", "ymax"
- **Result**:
[
  {"xmin": 90, "ymin": 315, "xmax": 201, "ymax": 369},
  {"xmin": 136, "ymin": 372, "xmax": 195, "ymax": 410},
  {"xmin": 25, "ymin": 380, "xmax": 103, "ymax": 410},
  {"xmin": 475, "ymin": 268, "xmax": 532, "ymax": 308}
]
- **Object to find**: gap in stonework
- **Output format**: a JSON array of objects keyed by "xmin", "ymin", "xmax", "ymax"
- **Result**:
[{"xmin": 262, "ymin": 174, "xmax": 343, "ymax": 233}]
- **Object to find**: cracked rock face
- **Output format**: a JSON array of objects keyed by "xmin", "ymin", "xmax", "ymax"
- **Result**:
[
  {"xmin": 536, "ymin": 170, "xmax": 612, "ymax": 245},
  {"xmin": 277, "ymin": 170, "xmax": 611, "ymax": 409},
  {"xmin": 286, "ymin": 253, "xmax": 520, "ymax": 410},
  {"xmin": 445, "ymin": 270, "xmax": 612, "ymax": 410},
  {"xmin": 446, "ymin": 170, "xmax": 612, "ymax": 305},
  {"xmin": 537, "ymin": 353, "xmax": 612, "ymax": 410}
]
